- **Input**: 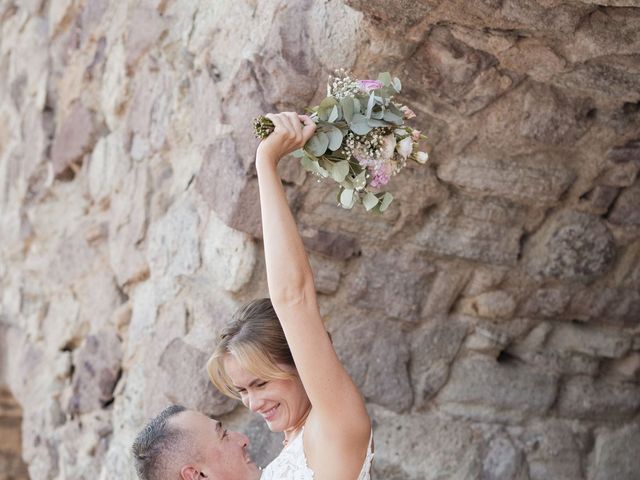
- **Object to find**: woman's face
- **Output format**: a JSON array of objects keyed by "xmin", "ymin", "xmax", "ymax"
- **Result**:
[{"xmin": 223, "ymin": 354, "xmax": 310, "ymax": 433}]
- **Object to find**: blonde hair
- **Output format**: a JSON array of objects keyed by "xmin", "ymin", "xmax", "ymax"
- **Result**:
[{"xmin": 207, "ymin": 298, "xmax": 298, "ymax": 399}]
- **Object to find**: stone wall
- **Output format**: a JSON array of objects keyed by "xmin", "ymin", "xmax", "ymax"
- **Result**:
[{"xmin": 1, "ymin": 0, "xmax": 639, "ymax": 479}]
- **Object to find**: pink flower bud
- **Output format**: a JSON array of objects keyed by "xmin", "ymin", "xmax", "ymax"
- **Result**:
[
  {"xmin": 357, "ymin": 80, "xmax": 384, "ymax": 92},
  {"xmin": 400, "ymin": 106, "xmax": 416, "ymax": 119}
]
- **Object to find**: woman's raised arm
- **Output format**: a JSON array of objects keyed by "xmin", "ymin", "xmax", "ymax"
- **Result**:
[{"xmin": 255, "ymin": 112, "xmax": 370, "ymax": 440}]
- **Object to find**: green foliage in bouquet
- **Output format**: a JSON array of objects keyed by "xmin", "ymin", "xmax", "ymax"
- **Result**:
[{"xmin": 253, "ymin": 70, "xmax": 429, "ymax": 212}]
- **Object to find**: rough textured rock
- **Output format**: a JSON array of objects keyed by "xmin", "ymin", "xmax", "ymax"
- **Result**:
[
  {"xmin": 410, "ymin": 319, "xmax": 468, "ymax": 409},
  {"xmin": 526, "ymin": 211, "xmax": 616, "ymax": 283},
  {"xmin": 371, "ymin": 405, "xmax": 484, "ymax": 480},
  {"xmin": 556, "ymin": 376, "xmax": 640, "ymax": 420},
  {"xmin": 437, "ymin": 354, "xmax": 558, "ymax": 423},
  {"xmin": 1, "ymin": 1, "xmax": 639, "ymax": 478},
  {"xmin": 332, "ymin": 316, "xmax": 413, "ymax": 413},
  {"xmin": 50, "ymin": 102, "xmax": 95, "ymax": 177},
  {"xmin": 66, "ymin": 330, "xmax": 122, "ymax": 416},
  {"xmin": 415, "ymin": 196, "xmax": 526, "ymax": 266},
  {"xmin": 482, "ymin": 434, "xmax": 528, "ymax": 480},
  {"xmin": 609, "ymin": 179, "xmax": 640, "ymax": 226},
  {"xmin": 592, "ymin": 424, "xmax": 640, "ymax": 480},
  {"xmin": 437, "ymin": 153, "xmax": 576, "ymax": 206},
  {"xmin": 520, "ymin": 421, "xmax": 586, "ymax": 480},
  {"xmin": 196, "ymin": 137, "xmax": 262, "ymax": 238},
  {"xmin": 157, "ymin": 338, "xmax": 237, "ymax": 416},
  {"xmin": 349, "ymin": 250, "xmax": 436, "ymax": 322}
]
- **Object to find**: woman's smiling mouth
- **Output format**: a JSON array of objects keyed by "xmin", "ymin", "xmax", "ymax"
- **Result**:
[{"xmin": 261, "ymin": 404, "xmax": 280, "ymax": 421}]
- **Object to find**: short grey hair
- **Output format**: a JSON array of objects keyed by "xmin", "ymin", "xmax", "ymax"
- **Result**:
[{"xmin": 132, "ymin": 404, "xmax": 187, "ymax": 480}]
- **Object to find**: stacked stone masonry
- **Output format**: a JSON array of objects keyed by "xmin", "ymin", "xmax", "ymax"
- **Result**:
[{"xmin": 0, "ymin": 1, "xmax": 639, "ymax": 479}]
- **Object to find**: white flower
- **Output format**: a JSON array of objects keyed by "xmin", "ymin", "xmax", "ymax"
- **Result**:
[
  {"xmin": 416, "ymin": 151, "xmax": 429, "ymax": 164},
  {"xmin": 396, "ymin": 137, "xmax": 413, "ymax": 159},
  {"xmin": 380, "ymin": 134, "xmax": 396, "ymax": 160}
]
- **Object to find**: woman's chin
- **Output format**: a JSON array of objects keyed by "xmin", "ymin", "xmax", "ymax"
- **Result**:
[{"xmin": 265, "ymin": 419, "xmax": 284, "ymax": 432}]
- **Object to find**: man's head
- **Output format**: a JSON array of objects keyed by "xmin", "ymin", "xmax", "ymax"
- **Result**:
[{"xmin": 132, "ymin": 405, "xmax": 261, "ymax": 480}]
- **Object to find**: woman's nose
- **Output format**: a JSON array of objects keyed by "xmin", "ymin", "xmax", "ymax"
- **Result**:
[{"xmin": 247, "ymin": 392, "xmax": 265, "ymax": 412}]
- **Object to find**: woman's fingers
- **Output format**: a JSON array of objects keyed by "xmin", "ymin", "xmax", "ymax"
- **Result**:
[
  {"xmin": 299, "ymin": 114, "xmax": 316, "ymax": 143},
  {"xmin": 279, "ymin": 113, "xmax": 297, "ymax": 136},
  {"xmin": 284, "ymin": 112, "xmax": 303, "ymax": 139},
  {"xmin": 266, "ymin": 113, "xmax": 287, "ymax": 133}
]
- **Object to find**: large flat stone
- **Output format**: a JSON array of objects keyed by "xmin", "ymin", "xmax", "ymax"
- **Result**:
[
  {"xmin": 592, "ymin": 423, "xmax": 640, "ymax": 480},
  {"xmin": 332, "ymin": 316, "xmax": 413, "ymax": 413},
  {"xmin": 299, "ymin": 225, "xmax": 360, "ymax": 261},
  {"xmin": 437, "ymin": 153, "xmax": 575, "ymax": 206},
  {"xmin": 196, "ymin": 137, "xmax": 262, "ymax": 238},
  {"xmin": 545, "ymin": 322, "xmax": 631, "ymax": 359},
  {"xmin": 371, "ymin": 405, "xmax": 484, "ymax": 480},
  {"xmin": 555, "ymin": 56, "xmax": 640, "ymax": 101},
  {"xmin": 50, "ymin": 102, "xmax": 95, "ymax": 177},
  {"xmin": 108, "ymin": 164, "xmax": 151, "ymax": 287},
  {"xmin": 520, "ymin": 421, "xmax": 586, "ymax": 480},
  {"xmin": 410, "ymin": 319, "xmax": 468, "ymax": 409},
  {"xmin": 436, "ymin": 354, "xmax": 558, "ymax": 423},
  {"xmin": 402, "ymin": 25, "xmax": 516, "ymax": 115},
  {"xmin": 568, "ymin": 287, "xmax": 640, "ymax": 327},
  {"xmin": 609, "ymin": 180, "xmax": 640, "ymax": 226},
  {"xmin": 201, "ymin": 210, "xmax": 257, "ymax": 293},
  {"xmin": 349, "ymin": 250, "xmax": 435, "ymax": 322},
  {"xmin": 66, "ymin": 330, "xmax": 122, "ymax": 416},
  {"xmin": 556, "ymin": 376, "xmax": 640, "ymax": 420},
  {"xmin": 415, "ymin": 196, "xmax": 525, "ymax": 266}
]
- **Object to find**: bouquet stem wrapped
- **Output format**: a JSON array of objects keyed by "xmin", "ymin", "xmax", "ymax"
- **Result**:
[{"xmin": 254, "ymin": 70, "xmax": 429, "ymax": 212}]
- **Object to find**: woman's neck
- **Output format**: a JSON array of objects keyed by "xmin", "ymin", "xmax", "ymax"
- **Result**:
[{"xmin": 283, "ymin": 405, "xmax": 312, "ymax": 445}]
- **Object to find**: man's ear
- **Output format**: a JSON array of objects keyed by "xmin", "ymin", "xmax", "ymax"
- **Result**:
[{"xmin": 180, "ymin": 465, "xmax": 200, "ymax": 480}]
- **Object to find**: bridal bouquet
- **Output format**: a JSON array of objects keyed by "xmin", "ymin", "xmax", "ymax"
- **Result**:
[{"xmin": 253, "ymin": 70, "xmax": 429, "ymax": 212}]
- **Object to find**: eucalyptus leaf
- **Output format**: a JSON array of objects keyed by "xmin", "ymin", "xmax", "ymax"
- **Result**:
[
  {"xmin": 371, "ymin": 109, "xmax": 385, "ymax": 120},
  {"xmin": 387, "ymin": 102, "xmax": 403, "ymax": 117},
  {"xmin": 353, "ymin": 98, "xmax": 362, "ymax": 114},
  {"xmin": 362, "ymin": 192, "xmax": 380, "ymax": 211},
  {"xmin": 339, "ymin": 188, "xmax": 356, "ymax": 209},
  {"xmin": 377, "ymin": 72, "xmax": 393, "ymax": 87},
  {"xmin": 350, "ymin": 114, "xmax": 373, "ymax": 135},
  {"xmin": 366, "ymin": 92, "xmax": 376, "ymax": 119},
  {"xmin": 379, "ymin": 192, "xmax": 393, "ymax": 212},
  {"xmin": 383, "ymin": 110, "xmax": 403, "ymax": 125},
  {"xmin": 340, "ymin": 97, "xmax": 354, "ymax": 123},
  {"xmin": 326, "ymin": 126, "xmax": 343, "ymax": 151},
  {"xmin": 392, "ymin": 77, "xmax": 402, "ymax": 92},
  {"xmin": 318, "ymin": 107, "xmax": 330, "ymax": 122},
  {"xmin": 353, "ymin": 170, "xmax": 367, "ymax": 190},
  {"xmin": 307, "ymin": 132, "xmax": 329, "ymax": 156},
  {"xmin": 367, "ymin": 118, "xmax": 389, "ymax": 127},
  {"xmin": 319, "ymin": 97, "xmax": 338, "ymax": 109},
  {"xmin": 301, "ymin": 155, "xmax": 329, "ymax": 177},
  {"xmin": 328, "ymin": 105, "xmax": 340, "ymax": 123},
  {"xmin": 292, "ymin": 149, "xmax": 305, "ymax": 158},
  {"xmin": 332, "ymin": 160, "xmax": 350, "ymax": 182}
]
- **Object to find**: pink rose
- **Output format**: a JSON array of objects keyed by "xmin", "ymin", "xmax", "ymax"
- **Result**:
[
  {"xmin": 411, "ymin": 129, "xmax": 421, "ymax": 141},
  {"xmin": 357, "ymin": 80, "xmax": 384, "ymax": 92},
  {"xmin": 400, "ymin": 106, "xmax": 416, "ymax": 119}
]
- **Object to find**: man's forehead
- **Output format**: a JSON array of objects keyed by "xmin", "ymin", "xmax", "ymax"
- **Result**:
[{"xmin": 174, "ymin": 410, "xmax": 223, "ymax": 436}]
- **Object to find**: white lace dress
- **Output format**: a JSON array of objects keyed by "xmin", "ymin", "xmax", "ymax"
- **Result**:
[{"xmin": 261, "ymin": 428, "xmax": 374, "ymax": 480}]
